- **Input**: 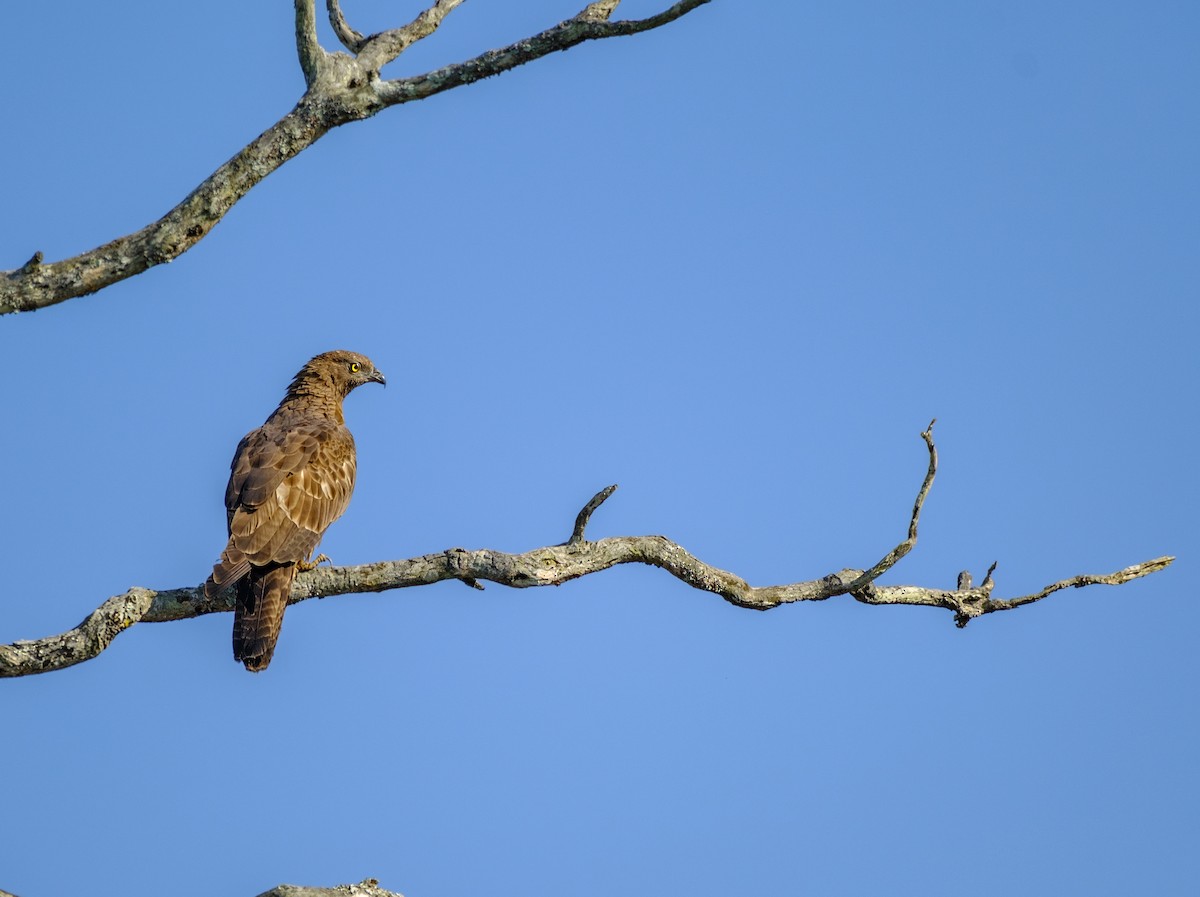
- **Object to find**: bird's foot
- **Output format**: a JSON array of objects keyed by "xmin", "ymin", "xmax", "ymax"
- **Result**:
[{"xmin": 297, "ymin": 553, "xmax": 331, "ymax": 572}]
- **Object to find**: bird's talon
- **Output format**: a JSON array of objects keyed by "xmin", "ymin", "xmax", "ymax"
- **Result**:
[{"xmin": 297, "ymin": 553, "xmax": 331, "ymax": 572}]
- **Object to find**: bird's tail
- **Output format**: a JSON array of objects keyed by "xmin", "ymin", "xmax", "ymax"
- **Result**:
[{"xmin": 233, "ymin": 563, "xmax": 296, "ymax": 672}]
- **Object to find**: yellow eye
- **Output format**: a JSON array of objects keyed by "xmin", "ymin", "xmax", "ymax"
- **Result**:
[{"xmin": 350, "ymin": 362, "xmax": 361, "ymax": 373}]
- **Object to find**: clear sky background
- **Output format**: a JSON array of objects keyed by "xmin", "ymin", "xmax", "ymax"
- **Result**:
[{"xmin": 2, "ymin": 2, "xmax": 1197, "ymax": 895}]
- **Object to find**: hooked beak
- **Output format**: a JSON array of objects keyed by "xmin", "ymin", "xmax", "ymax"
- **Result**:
[{"xmin": 369, "ymin": 369, "xmax": 387, "ymax": 387}]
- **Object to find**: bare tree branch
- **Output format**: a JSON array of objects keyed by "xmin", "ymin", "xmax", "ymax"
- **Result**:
[
  {"xmin": 0, "ymin": 427, "xmax": 1173, "ymax": 678},
  {"xmin": 841, "ymin": 420, "xmax": 937, "ymax": 592},
  {"xmin": 327, "ymin": 0, "xmax": 367, "ymax": 53},
  {"xmin": 985, "ymin": 558, "xmax": 1174, "ymax": 616},
  {"xmin": 0, "ymin": 0, "xmax": 713, "ymax": 316},
  {"xmin": 1, "ymin": 100, "xmax": 338, "ymax": 316},
  {"xmin": 295, "ymin": 0, "xmax": 326, "ymax": 87},
  {"xmin": 357, "ymin": 0, "xmax": 469, "ymax": 72},
  {"xmin": 1, "ymin": 587, "xmax": 157, "ymax": 679},
  {"xmin": 569, "ymin": 483, "xmax": 619, "ymax": 544},
  {"xmin": 376, "ymin": 0, "xmax": 713, "ymax": 105},
  {"xmin": 256, "ymin": 880, "xmax": 403, "ymax": 897}
]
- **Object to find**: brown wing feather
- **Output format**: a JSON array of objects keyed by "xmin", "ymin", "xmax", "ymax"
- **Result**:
[
  {"xmin": 227, "ymin": 427, "xmax": 320, "ymax": 514},
  {"xmin": 209, "ymin": 422, "xmax": 355, "ymax": 584},
  {"xmin": 276, "ymin": 441, "xmax": 357, "ymax": 537}
]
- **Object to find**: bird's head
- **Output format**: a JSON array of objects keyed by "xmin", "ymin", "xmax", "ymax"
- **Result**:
[{"xmin": 296, "ymin": 350, "xmax": 386, "ymax": 398}]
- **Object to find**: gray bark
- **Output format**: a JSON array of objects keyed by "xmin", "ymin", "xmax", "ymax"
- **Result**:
[
  {"xmin": 256, "ymin": 881, "xmax": 403, "ymax": 897},
  {"xmin": 0, "ymin": 2, "xmax": 1171, "ymax": 678},
  {"xmin": 0, "ymin": 423, "xmax": 1173, "ymax": 679},
  {"xmin": 1, "ymin": 878, "xmax": 402, "ymax": 897},
  {"xmin": 0, "ymin": 3, "xmax": 1173, "ymax": 896},
  {"xmin": 0, "ymin": 0, "xmax": 712, "ymax": 316}
]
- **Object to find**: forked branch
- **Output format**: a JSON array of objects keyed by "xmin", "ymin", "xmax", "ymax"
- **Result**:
[
  {"xmin": 356, "ymin": 0, "xmax": 469, "ymax": 71},
  {"xmin": 1, "ymin": 0, "xmax": 713, "ymax": 316},
  {"xmin": 0, "ymin": 425, "xmax": 1173, "ymax": 678}
]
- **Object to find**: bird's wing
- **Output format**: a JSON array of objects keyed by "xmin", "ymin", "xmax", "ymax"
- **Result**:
[
  {"xmin": 228, "ymin": 422, "xmax": 357, "ymax": 566},
  {"xmin": 226, "ymin": 424, "xmax": 320, "ymax": 515}
]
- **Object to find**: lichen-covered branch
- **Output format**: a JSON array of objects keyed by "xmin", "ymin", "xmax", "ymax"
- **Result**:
[
  {"xmin": 1, "ymin": 588, "xmax": 158, "ymax": 679},
  {"xmin": 356, "ymin": 0, "xmax": 469, "ymax": 72},
  {"xmin": 0, "ymin": 0, "xmax": 713, "ymax": 316},
  {"xmin": 1, "ymin": 100, "xmax": 337, "ymax": 316},
  {"xmin": 295, "ymin": 0, "xmax": 325, "ymax": 87},
  {"xmin": 1, "ymin": 877, "xmax": 399, "ymax": 897},
  {"xmin": 841, "ymin": 421, "xmax": 937, "ymax": 592},
  {"xmin": 376, "ymin": 0, "xmax": 713, "ymax": 105},
  {"xmin": 256, "ymin": 881, "xmax": 402, "ymax": 897},
  {"xmin": 0, "ymin": 426, "xmax": 1173, "ymax": 678}
]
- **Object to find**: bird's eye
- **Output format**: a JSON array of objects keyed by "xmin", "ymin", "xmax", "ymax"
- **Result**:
[{"xmin": 349, "ymin": 362, "xmax": 361, "ymax": 373}]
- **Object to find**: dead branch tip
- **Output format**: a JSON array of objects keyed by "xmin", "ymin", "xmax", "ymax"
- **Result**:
[
  {"xmin": 982, "ymin": 561, "xmax": 998, "ymax": 592},
  {"xmin": 569, "ymin": 484, "xmax": 619, "ymax": 544},
  {"xmin": 327, "ymin": 0, "xmax": 366, "ymax": 52}
]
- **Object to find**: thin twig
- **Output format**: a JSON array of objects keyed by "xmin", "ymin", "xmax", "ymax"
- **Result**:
[
  {"xmin": 327, "ymin": 0, "xmax": 366, "ymax": 53},
  {"xmin": 990, "ymin": 556, "xmax": 1174, "ymax": 613},
  {"xmin": 377, "ymin": 0, "xmax": 712, "ymax": 105},
  {"xmin": 568, "ymin": 485, "xmax": 618, "ymax": 544},
  {"xmin": 843, "ymin": 419, "xmax": 938, "ymax": 593}
]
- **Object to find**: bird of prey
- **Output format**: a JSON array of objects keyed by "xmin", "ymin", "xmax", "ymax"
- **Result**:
[{"xmin": 205, "ymin": 350, "xmax": 385, "ymax": 671}]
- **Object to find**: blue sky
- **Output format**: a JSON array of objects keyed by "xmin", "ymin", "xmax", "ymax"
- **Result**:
[{"xmin": 2, "ymin": 1, "xmax": 1197, "ymax": 895}]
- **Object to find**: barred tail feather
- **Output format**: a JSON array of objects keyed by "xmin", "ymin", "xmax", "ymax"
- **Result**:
[{"xmin": 232, "ymin": 563, "xmax": 296, "ymax": 672}]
